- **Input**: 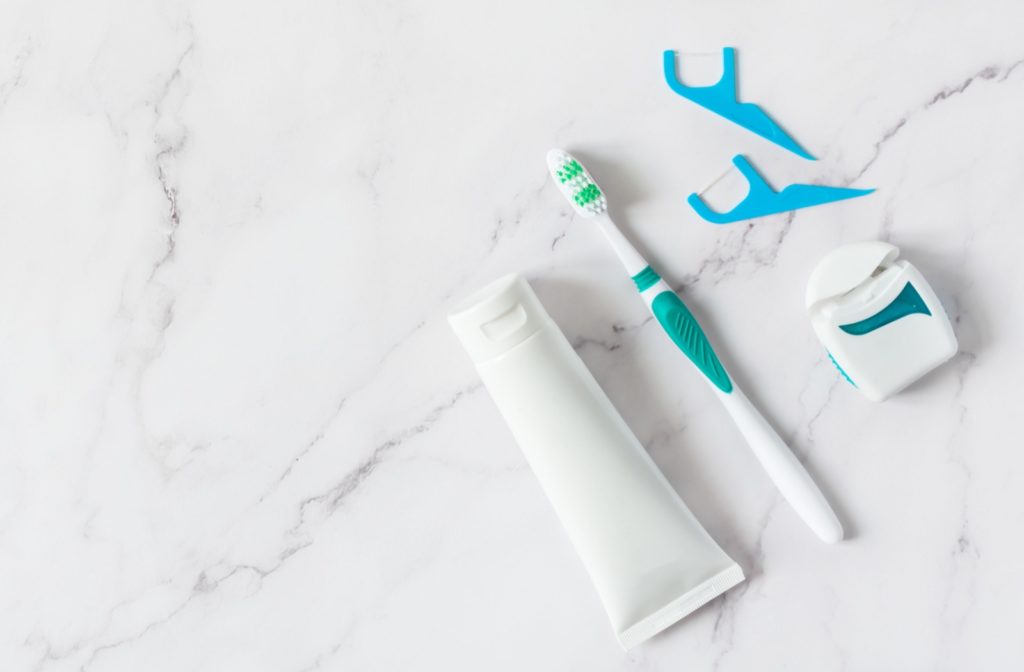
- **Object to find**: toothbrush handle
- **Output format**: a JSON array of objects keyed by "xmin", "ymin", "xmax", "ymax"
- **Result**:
[
  {"xmin": 647, "ymin": 286, "xmax": 843, "ymax": 543},
  {"xmin": 715, "ymin": 386, "xmax": 843, "ymax": 543}
]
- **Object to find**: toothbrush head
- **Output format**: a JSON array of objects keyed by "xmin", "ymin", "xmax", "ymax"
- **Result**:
[{"xmin": 546, "ymin": 149, "xmax": 607, "ymax": 218}]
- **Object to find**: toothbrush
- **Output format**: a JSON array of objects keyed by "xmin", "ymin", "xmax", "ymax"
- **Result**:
[{"xmin": 546, "ymin": 149, "xmax": 843, "ymax": 544}]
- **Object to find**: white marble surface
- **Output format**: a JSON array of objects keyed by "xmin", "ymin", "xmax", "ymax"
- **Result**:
[{"xmin": 2, "ymin": 1, "xmax": 1024, "ymax": 669}]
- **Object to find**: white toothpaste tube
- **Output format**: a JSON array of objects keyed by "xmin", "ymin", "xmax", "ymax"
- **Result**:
[{"xmin": 449, "ymin": 273, "xmax": 744, "ymax": 649}]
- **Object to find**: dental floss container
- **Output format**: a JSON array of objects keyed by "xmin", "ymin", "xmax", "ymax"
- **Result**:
[
  {"xmin": 805, "ymin": 241, "xmax": 958, "ymax": 402},
  {"xmin": 449, "ymin": 273, "xmax": 743, "ymax": 649}
]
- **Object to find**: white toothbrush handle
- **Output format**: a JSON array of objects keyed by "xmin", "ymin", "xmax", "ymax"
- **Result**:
[
  {"xmin": 586, "ymin": 211, "xmax": 843, "ymax": 542},
  {"xmin": 715, "ymin": 385, "xmax": 843, "ymax": 543},
  {"xmin": 640, "ymin": 279, "xmax": 843, "ymax": 543}
]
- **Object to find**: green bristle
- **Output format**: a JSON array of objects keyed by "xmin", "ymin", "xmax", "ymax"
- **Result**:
[
  {"xmin": 574, "ymin": 183, "xmax": 602, "ymax": 206},
  {"xmin": 557, "ymin": 159, "xmax": 583, "ymax": 183}
]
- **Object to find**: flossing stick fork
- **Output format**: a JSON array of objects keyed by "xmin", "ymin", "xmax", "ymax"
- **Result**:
[
  {"xmin": 688, "ymin": 155, "xmax": 874, "ymax": 224},
  {"xmin": 664, "ymin": 47, "xmax": 814, "ymax": 160}
]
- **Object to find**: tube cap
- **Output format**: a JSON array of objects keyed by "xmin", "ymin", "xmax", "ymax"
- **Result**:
[{"xmin": 448, "ymin": 274, "xmax": 552, "ymax": 364}]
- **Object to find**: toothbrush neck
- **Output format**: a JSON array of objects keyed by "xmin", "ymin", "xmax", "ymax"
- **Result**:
[{"xmin": 595, "ymin": 213, "xmax": 649, "ymax": 277}]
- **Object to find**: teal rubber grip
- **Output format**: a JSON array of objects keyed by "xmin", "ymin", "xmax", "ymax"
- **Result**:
[
  {"xmin": 631, "ymin": 265, "xmax": 661, "ymax": 292},
  {"xmin": 651, "ymin": 291, "xmax": 733, "ymax": 393}
]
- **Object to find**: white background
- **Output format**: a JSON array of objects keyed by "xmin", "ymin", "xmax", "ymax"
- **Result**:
[{"xmin": 1, "ymin": 1, "xmax": 1023, "ymax": 670}]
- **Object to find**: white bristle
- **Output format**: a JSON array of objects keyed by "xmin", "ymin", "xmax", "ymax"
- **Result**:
[{"xmin": 546, "ymin": 149, "xmax": 608, "ymax": 217}]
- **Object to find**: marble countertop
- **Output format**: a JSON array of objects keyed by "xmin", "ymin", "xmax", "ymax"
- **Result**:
[{"xmin": 3, "ymin": 1, "xmax": 1024, "ymax": 670}]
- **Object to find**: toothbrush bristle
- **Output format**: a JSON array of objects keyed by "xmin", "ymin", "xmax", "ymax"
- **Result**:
[{"xmin": 547, "ymin": 149, "xmax": 607, "ymax": 217}]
